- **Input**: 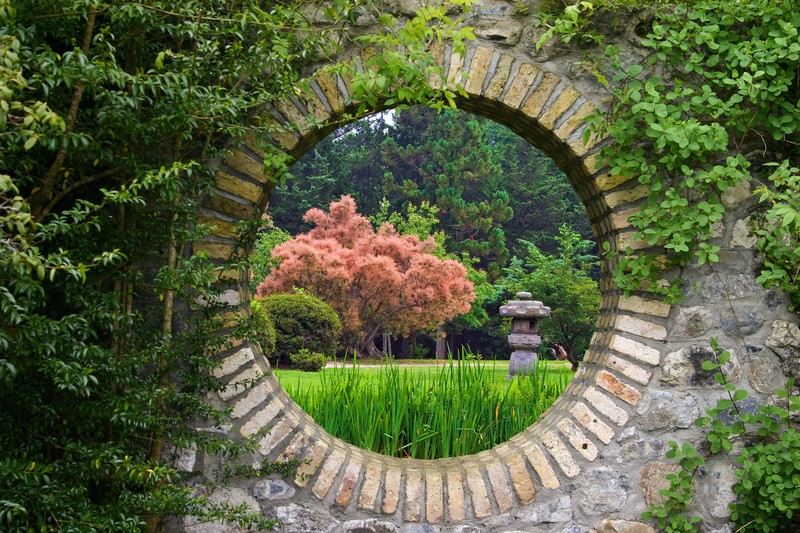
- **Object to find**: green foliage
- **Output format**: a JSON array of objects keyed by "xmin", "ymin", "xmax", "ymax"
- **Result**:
[
  {"xmin": 256, "ymin": 291, "xmax": 342, "ymax": 366},
  {"xmin": 542, "ymin": 0, "xmax": 800, "ymax": 305},
  {"xmin": 290, "ymin": 355, "xmax": 572, "ymax": 459},
  {"xmin": 249, "ymin": 221, "xmax": 291, "ymax": 284},
  {"xmin": 290, "ymin": 348, "xmax": 328, "ymax": 372},
  {"xmin": 643, "ymin": 338, "xmax": 800, "ymax": 532},
  {"xmin": 249, "ymin": 300, "xmax": 277, "ymax": 358}
]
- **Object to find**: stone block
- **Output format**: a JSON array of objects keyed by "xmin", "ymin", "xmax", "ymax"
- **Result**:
[
  {"xmin": 254, "ymin": 479, "xmax": 295, "ymax": 500},
  {"xmin": 382, "ymin": 467, "xmax": 402, "ymax": 514},
  {"xmin": 575, "ymin": 466, "xmax": 628, "ymax": 516},
  {"xmin": 597, "ymin": 519, "xmax": 656, "ymax": 533},
  {"xmin": 513, "ymin": 495, "xmax": 573, "ymax": 523},
  {"xmin": 446, "ymin": 50, "xmax": 465, "ymax": 90},
  {"xmin": 484, "ymin": 54, "xmax": 514, "ymax": 100},
  {"xmin": 554, "ymin": 101, "xmax": 596, "ymax": 140},
  {"xmin": 766, "ymin": 319, "xmax": 800, "ymax": 376},
  {"xmin": 506, "ymin": 454, "xmax": 536, "ymax": 504},
  {"xmin": 446, "ymin": 470, "xmax": 466, "ymax": 521},
  {"xmin": 609, "ymin": 334, "xmax": 661, "ymax": 365},
  {"xmin": 570, "ymin": 402, "xmax": 615, "ymax": 444},
  {"xmin": 312, "ymin": 447, "xmax": 346, "ymax": 500},
  {"xmin": 640, "ymin": 463, "xmax": 683, "ymax": 507},
  {"xmin": 465, "ymin": 46, "xmax": 494, "ymax": 95},
  {"xmin": 538, "ymin": 86, "xmax": 580, "ymax": 129},
  {"xmin": 615, "ymin": 315, "xmax": 667, "ymax": 341},
  {"xmin": 617, "ymin": 295, "xmax": 671, "ymax": 318},
  {"xmin": 258, "ymin": 414, "xmax": 297, "ymax": 455},
  {"xmin": 486, "ymin": 461, "xmax": 514, "ymax": 513},
  {"xmin": 660, "ymin": 344, "xmax": 741, "ymax": 386},
  {"xmin": 520, "ymin": 72, "xmax": 560, "ymax": 117},
  {"xmin": 583, "ymin": 386, "xmax": 629, "ymax": 426},
  {"xmin": 596, "ymin": 370, "xmax": 643, "ymax": 406},
  {"xmin": 239, "ymin": 399, "xmax": 283, "ymax": 437},
  {"xmin": 720, "ymin": 307, "xmax": 764, "ymax": 337},
  {"xmin": 335, "ymin": 460, "xmax": 363, "ymax": 507},
  {"xmin": 638, "ymin": 391, "xmax": 699, "ymax": 430},
  {"xmin": 357, "ymin": 463, "xmax": 383, "ymax": 510},
  {"xmin": 294, "ymin": 439, "xmax": 329, "ymax": 488},
  {"xmin": 557, "ymin": 418, "xmax": 599, "ymax": 461},
  {"xmin": 424, "ymin": 470, "xmax": 444, "ymax": 523},
  {"xmin": 503, "ymin": 63, "xmax": 541, "ymax": 109},
  {"xmin": 465, "ymin": 468, "xmax": 493, "ymax": 518},
  {"xmin": 403, "ymin": 469, "xmax": 423, "ymax": 521},
  {"xmin": 213, "ymin": 346, "xmax": 254, "ymax": 378},
  {"xmin": 606, "ymin": 355, "xmax": 652, "ymax": 386},
  {"xmin": 604, "ymin": 185, "xmax": 649, "ymax": 209},
  {"xmin": 542, "ymin": 430, "xmax": 580, "ymax": 478},
  {"xmin": 730, "ymin": 217, "xmax": 757, "ymax": 248},
  {"xmin": 672, "ymin": 306, "xmax": 715, "ymax": 339}
]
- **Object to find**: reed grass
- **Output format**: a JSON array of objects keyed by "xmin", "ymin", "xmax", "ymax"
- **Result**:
[{"xmin": 285, "ymin": 355, "xmax": 572, "ymax": 460}]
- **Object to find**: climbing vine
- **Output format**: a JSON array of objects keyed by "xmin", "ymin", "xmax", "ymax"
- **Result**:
[{"xmin": 540, "ymin": 0, "xmax": 800, "ymax": 306}]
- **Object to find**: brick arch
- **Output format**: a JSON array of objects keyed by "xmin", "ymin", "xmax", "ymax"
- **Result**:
[{"xmin": 194, "ymin": 42, "xmax": 674, "ymax": 527}]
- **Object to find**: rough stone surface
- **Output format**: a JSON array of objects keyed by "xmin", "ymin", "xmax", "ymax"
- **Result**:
[
  {"xmin": 698, "ymin": 460, "xmax": 737, "ymax": 519},
  {"xmin": 660, "ymin": 345, "xmax": 741, "ymax": 386},
  {"xmin": 596, "ymin": 519, "xmax": 656, "ymax": 533},
  {"xmin": 342, "ymin": 519, "xmax": 399, "ymax": 532},
  {"xmin": 513, "ymin": 495, "xmax": 573, "ymax": 523},
  {"xmin": 273, "ymin": 503, "xmax": 339, "ymax": 533},
  {"xmin": 671, "ymin": 306, "xmax": 715, "ymax": 339},
  {"xmin": 720, "ymin": 307, "xmax": 764, "ymax": 337},
  {"xmin": 640, "ymin": 463, "xmax": 682, "ymax": 507},
  {"xmin": 766, "ymin": 319, "xmax": 800, "ymax": 376},
  {"xmin": 254, "ymin": 479, "xmax": 296, "ymax": 500},
  {"xmin": 748, "ymin": 349, "xmax": 787, "ymax": 393},
  {"xmin": 730, "ymin": 217, "xmax": 757, "ymax": 248},
  {"xmin": 575, "ymin": 467, "xmax": 629, "ymax": 516},
  {"xmin": 639, "ymin": 391, "xmax": 700, "ymax": 430}
]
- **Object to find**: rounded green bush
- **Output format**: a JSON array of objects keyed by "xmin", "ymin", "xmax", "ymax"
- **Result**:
[
  {"xmin": 250, "ymin": 300, "xmax": 277, "ymax": 357},
  {"xmin": 255, "ymin": 291, "xmax": 341, "ymax": 365},
  {"xmin": 290, "ymin": 348, "xmax": 328, "ymax": 372}
]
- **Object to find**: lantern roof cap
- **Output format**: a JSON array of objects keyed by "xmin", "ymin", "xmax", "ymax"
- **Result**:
[{"xmin": 499, "ymin": 292, "xmax": 551, "ymax": 318}]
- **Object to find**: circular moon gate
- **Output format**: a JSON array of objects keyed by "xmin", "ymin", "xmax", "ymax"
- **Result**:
[{"xmin": 190, "ymin": 39, "xmax": 795, "ymax": 531}]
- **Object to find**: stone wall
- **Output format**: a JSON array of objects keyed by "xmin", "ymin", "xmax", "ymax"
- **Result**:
[{"xmin": 182, "ymin": 1, "xmax": 799, "ymax": 531}]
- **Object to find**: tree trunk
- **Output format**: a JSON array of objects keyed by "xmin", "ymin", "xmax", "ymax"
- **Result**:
[{"xmin": 435, "ymin": 324, "xmax": 447, "ymax": 360}]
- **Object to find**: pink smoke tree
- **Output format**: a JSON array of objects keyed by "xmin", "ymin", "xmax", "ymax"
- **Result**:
[{"xmin": 256, "ymin": 195, "xmax": 475, "ymax": 357}]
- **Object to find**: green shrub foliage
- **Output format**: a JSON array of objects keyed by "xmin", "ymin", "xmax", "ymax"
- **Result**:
[
  {"xmin": 256, "ymin": 292, "xmax": 342, "ymax": 365},
  {"xmin": 250, "ymin": 300, "xmax": 277, "ymax": 358},
  {"xmin": 290, "ymin": 349, "xmax": 328, "ymax": 372}
]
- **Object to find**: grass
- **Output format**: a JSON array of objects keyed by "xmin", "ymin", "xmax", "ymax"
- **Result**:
[{"xmin": 273, "ymin": 356, "xmax": 573, "ymax": 460}]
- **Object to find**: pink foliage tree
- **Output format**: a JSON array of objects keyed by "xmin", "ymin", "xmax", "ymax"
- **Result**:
[{"xmin": 256, "ymin": 196, "xmax": 475, "ymax": 357}]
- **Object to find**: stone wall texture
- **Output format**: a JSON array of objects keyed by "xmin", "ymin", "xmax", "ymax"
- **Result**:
[{"xmin": 184, "ymin": 1, "xmax": 799, "ymax": 531}]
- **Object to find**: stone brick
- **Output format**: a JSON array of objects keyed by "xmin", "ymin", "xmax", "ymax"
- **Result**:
[
  {"xmin": 615, "ymin": 315, "xmax": 667, "ymax": 341},
  {"xmin": 503, "ymin": 63, "xmax": 541, "ymax": 109},
  {"xmin": 294, "ymin": 438, "xmax": 328, "ymax": 488},
  {"xmin": 596, "ymin": 370, "xmax": 643, "ymax": 406},
  {"xmin": 225, "ymin": 148, "xmax": 264, "ymax": 180},
  {"xmin": 206, "ymin": 192, "xmax": 256, "ymax": 220},
  {"xmin": 315, "ymin": 72, "xmax": 344, "ymax": 111},
  {"xmin": 570, "ymin": 402, "xmax": 615, "ymax": 444},
  {"xmin": 542, "ymin": 430, "xmax": 580, "ymax": 478},
  {"xmin": 335, "ymin": 460, "xmax": 362, "ymax": 507},
  {"xmin": 239, "ymin": 400, "xmax": 284, "ymax": 437},
  {"xmin": 446, "ymin": 470, "xmax": 466, "ymax": 521},
  {"xmin": 193, "ymin": 241, "xmax": 235, "ymax": 261},
  {"xmin": 486, "ymin": 461, "xmax": 513, "ymax": 512},
  {"xmin": 609, "ymin": 208, "xmax": 636, "ymax": 231},
  {"xmin": 484, "ymin": 54, "xmax": 514, "ymax": 100},
  {"xmin": 446, "ymin": 50, "xmax": 465, "ymax": 91},
  {"xmin": 616, "ymin": 230, "xmax": 650, "ymax": 251},
  {"xmin": 230, "ymin": 381, "xmax": 273, "ymax": 419},
  {"xmin": 597, "ymin": 519, "xmax": 656, "ymax": 533},
  {"xmin": 617, "ymin": 295, "xmax": 671, "ymax": 318},
  {"xmin": 520, "ymin": 72, "xmax": 560, "ymax": 117},
  {"xmin": 465, "ymin": 46, "xmax": 494, "ymax": 95},
  {"xmin": 583, "ymin": 387, "xmax": 628, "ymax": 426},
  {"xmin": 198, "ymin": 214, "xmax": 238, "ymax": 240},
  {"xmin": 425, "ymin": 470, "xmax": 444, "ymax": 523},
  {"xmin": 357, "ymin": 463, "xmax": 383, "ymax": 510},
  {"xmin": 312, "ymin": 447, "xmax": 346, "ymax": 500},
  {"xmin": 640, "ymin": 463, "xmax": 683, "ymax": 506},
  {"xmin": 274, "ymin": 99, "xmax": 311, "ymax": 136},
  {"xmin": 554, "ymin": 101, "xmax": 596, "ymax": 140},
  {"xmin": 522, "ymin": 442, "xmax": 560, "ymax": 489},
  {"xmin": 505, "ymin": 453, "xmax": 536, "ymax": 504},
  {"xmin": 214, "ymin": 171, "xmax": 263, "ymax": 203},
  {"xmin": 214, "ymin": 347, "xmax": 254, "ymax": 378},
  {"xmin": 276, "ymin": 426, "xmax": 312, "ymax": 462},
  {"xmin": 465, "ymin": 468, "xmax": 492, "ymax": 518},
  {"xmin": 604, "ymin": 185, "xmax": 650, "ymax": 208},
  {"xmin": 609, "ymin": 334, "xmax": 661, "ymax": 365},
  {"xmin": 557, "ymin": 418, "xmax": 599, "ymax": 461},
  {"xmin": 382, "ymin": 467, "xmax": 402, "ymax": 514},
  {"xmin": 538, "ymin": 86, "xmax": 580, "ymax": 129},
  {"xmin": 404, "ymin": 469, "xmax": 423, "ymax": 521},
  {"xmin": 218, "ymin": 365, "xmax": 264, "ymax": 401},
  {"xmin": 296, "ymin": 84, "xmax": 332, "ymax": 123},
  {"xmin": 257, "ymin": 414, "xmax": 297, "ymax": 455},
  {"xmin": 582, "ymin": 152, "xmax": 607, "ymax": 174},
  {"xmin": 605, "ymin": 355, "xmax": 652, "ymax": 386}
]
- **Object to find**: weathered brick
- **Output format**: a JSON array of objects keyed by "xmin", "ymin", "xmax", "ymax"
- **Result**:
[
  {"xmin": 554, "ymin": 101, "xmax": 596, "ymax": 140},
  {"xmin": 506, "ymin": 454, "xmax": 536, "ymax": 504},
  {"xmin": 583, "ymin": 386, "xmax": 630, "ymax": 426},
  {"xmin": 538, "ymin": 86, "xmax": 580, "ymax": 129},
  {"xmin": 218, "ymin": 365, "xmax": 264, "ymax": 401},
  {"xmin": 427, "ymin": 42, "xmax": 446, "ymax": 89},
  {"xmin": 335, "ymin": 460, "xmax": 362, "ymax": 507},
  {"xmin": 214, "ymin": 347, "xmax": 254, "ymax": 378},
  {"xmin": 618, "ymin": 295, "xmax": 672, "ymax": 318},
  {"xmin": 294, "ymin": 438, "xmax": 328, "ymax": 488},
  {"xmin": 274, "ymin": 99, "xmax": 312, "ymax": 136},
  {"xmin": 557, "ymin": 418, "xmax": 599, "ymax": 461},
  {"xmin": 315, "ymin": 72, "xmax": 344, "ymax": 111},
  {"xmin": 230, "ymin": 381, "xmax": 273, "ymax": 419},
  {"xmin": 503, "ymin": 63, "xmax": 540, "ymax": 109},
  {"xmin": 615, "ymin": 315, "xmax": 667, "ymax": 341},
  {"xmin": 609, "ymin": 334, "xmax": 661, "ymax": 365},
  {"xmin": 520, "ymin": 72, "xmax": 559, "ymax": 117},
  {"xmin": 605, "ymin": 185, "xmax": 650, "ymax": 208},
  {"xmin": 522, "ymin": 443, "xmax": 560, "ymax": 489},
  {"xmin": 542, "ymin": 430, "xmax": 580, "ymax": 478},
  {"xmin": 465, "ymin": 468, "xmax": 492, "ymax": 518},
  {"xmin": 382, "ymin": 467, "xmax": 402, "ymax": 514},
  {"xmin": 425, "ymin": 470, "xmax": 444, "ymax": 523},
  {"xmin": 465, "ymin": 46, "xmax": 494, "ymax": 95},
  {"xmin": 610, "ymin": 208, "xmax": 637, "ymax": 230},
  {"xmin": 276, "ymin": 426, "xmax": 312, "ymax": 462},
  {"xmin": 225, "ymin": 148, "xmax": 264, "ymax": 180},
  {"xmin": 206, "ymin": 192, "xmax": 256, "ymax": 220},
  {"xmin": 239, "ymin": 399, "xmax": 284, "ymax": 437},
  {"xmin": 296, "ymin": 84, "xmax": 332, "ymax": 123},
  {"xmin": 214, "ymin": 171, "xmax": 264, "ymax": 203},
  {"xmin": 312, "ymin": 447, "xmax": 346, "ymax": 500},
  {"xmin": 583, "ymin": 152, "xmax": 608, "ymax": 175},
  {"xmin": 486, "ymin": 461, "xmax": 513, "ymax": 512},
  {"xmin": 446, "ymin": 51, "xmax": 465, "ymax": 91},
  {"xmin": 357, "ymin": 463, "xmax": 383, "ymax": 510},
  {"xmin": 570, "ymin": 402, "xmax": 615, "ymax": 444},
  {"xmin": 446, "ymin": 470, "xmax": 466, "ymax": 521},
  {"xmin": 484, "ymin": 54, "xmax": 514, "ymax": 100},
  {"xmin": 617, "ymin": 230, "xmax": 650, "ymax": 251},
  {"xmin": 193, "ymin": 241, "xmax": 234, "ymax": 260},
  {"xmin": 404, "ymin": 469, "xmax": 423, "ymax": 521},
  {"xmin": 597, "ymin": 370, "xmax": 643, "ymax": 406},
  {"xmin": 198, "ymin": 214, "xmax": 238, "ymax": 240},
  {"xmin": 606, "ymin": 354, "xmax": 653, "ymax": 386},
  {"xmin": 257, "ymin": 414, "xmax": 297, "ymax": 455}
]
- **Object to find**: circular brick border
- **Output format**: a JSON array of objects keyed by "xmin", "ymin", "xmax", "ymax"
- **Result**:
[{"xmin": 194, "ymin": 43, "xmax": 674, "ymax": 525}]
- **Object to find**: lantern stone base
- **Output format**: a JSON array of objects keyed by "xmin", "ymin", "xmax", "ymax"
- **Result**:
[{"xmin": 507, "ymin": 350, "xmax": 538, "ymax": 379}]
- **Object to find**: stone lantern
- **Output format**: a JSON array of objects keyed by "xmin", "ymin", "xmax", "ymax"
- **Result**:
[{"xmin": 499, "ymin": 291, "xmax": 551, "ymax": 378}]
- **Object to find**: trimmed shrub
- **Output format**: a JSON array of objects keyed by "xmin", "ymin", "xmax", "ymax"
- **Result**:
[
  {"xmin": 250, "ymin": 300, "xmax": 277, "ymax": 357},
  {"xmin": 256, "ymin": 291, "xmax": 341, "ymax": 365},
  {"xmin": 290, "ymin": 349, "xmax": 328, "ymax": 372}
]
